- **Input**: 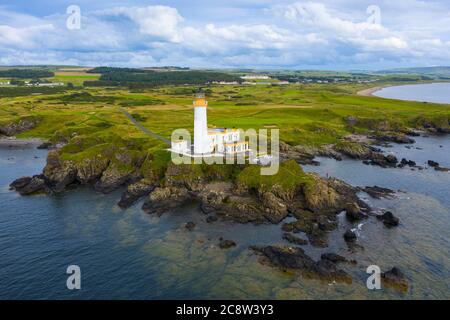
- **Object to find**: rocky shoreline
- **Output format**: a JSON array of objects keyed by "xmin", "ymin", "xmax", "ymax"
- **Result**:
[
  {"xmin": 280, "ymin": 119, "xmax": 449, "ymax": 172},
  {"xmin": 9, "ymin": 144, "xmax": 410, "ymax": 287},
  {"xmin": 7, "ymin": 117, "xmax": 449, "ymax": 290}
]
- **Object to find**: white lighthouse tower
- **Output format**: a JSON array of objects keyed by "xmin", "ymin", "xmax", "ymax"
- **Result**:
[
  {"xmin": 169, "ymin": 93, "xmax": 250, "ymax": 157},
  {"xmin": 193, "ymin": 93, "xmax": 209, "ymax": 154}
]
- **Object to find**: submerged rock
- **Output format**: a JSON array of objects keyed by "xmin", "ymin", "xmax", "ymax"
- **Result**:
[
  {"xmin": 343, "ymin": 229, "xmax": 357, "ymax": 242},
  {"xmin": 206, "ymin": 215, "xmax": 218, "ymax": 223},
  {"xmin": 377, "ymin": 211, "xmax": 399, "ymax": 227},
  {"xmin": 185, "ymin": 222, "xmax": 196, "ymax": 231},
  {"xmin": 219, "ymin": 239, "xmax": 236, "ymax": 249},
  {"xmin": 320, "ymin": 253, "xmax": 354, "ymax": 264},
  {"xmin": 427, "ymin": 160, "xmax": 449, "ymax": 172},
  {"xmin": 398, "ymin": 158, "xmax": 416, "ymax": 168},
  {"xmin": 251, "ymin": 245, "xmax": 352, "ymax": 283},
  {"xmin": 382, "ymin": 267, "xmax": 409, "ymax": 292},
  {"xmin": 251, "ymin": 245, "xmax": 316, "ymax": 270},
  {"xmin": 312, "ymin": 259, "xmax": 352, "ymax": 283},
  {"xmin": 282, "ymin": 215, "xmax": 336, "ymax": 248},
  {"xmin": 283, "ymin": 232, "xmax": 308, "ymax": 245},
  {"xmin": 363, "ymin": 186, "xmax": 395, "ymax": 199},
  {"xmin": 427, "ymin": 160, "xmax": 439, "ymax": 167}
]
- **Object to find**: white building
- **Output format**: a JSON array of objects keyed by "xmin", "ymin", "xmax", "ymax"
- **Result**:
[
  {"xmin": 170, "ymin": 94, "xmax": 249, "ymax": 157},
  {"xmin": 240, "ymin": 75, "xmax": 270, "ymax": 80}
]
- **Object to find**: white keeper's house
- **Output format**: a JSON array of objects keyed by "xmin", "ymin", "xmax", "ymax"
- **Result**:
[{"xmin": 170, "ymin": 93, "xmax": 250, "ymax": 157}]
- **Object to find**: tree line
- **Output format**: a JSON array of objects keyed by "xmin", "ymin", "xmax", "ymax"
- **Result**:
[
  {"xmin": 0, "ymin": 69, "xmax": 54, "ymax": 79},
  {"xmin": 84, "ymin": 67, "xmax": 241, "ymax": 86}
]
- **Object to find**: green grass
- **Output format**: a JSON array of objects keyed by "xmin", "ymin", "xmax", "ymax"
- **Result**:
[
  {"xmin": 51, "ymin": 73, "xmax": 101, "ymax": 86},
  {"xmin": 237, "ymin": 160, "xmax": 313, "ymax": 193},
  {"xmin": 0, "ymin": 81, "xmax": 449, "ymax": 173}
]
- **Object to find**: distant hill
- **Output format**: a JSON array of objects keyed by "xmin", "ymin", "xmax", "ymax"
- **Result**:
[{"xmin": 378, "ymin": 66, "xmax": 450, "ymax": 77}]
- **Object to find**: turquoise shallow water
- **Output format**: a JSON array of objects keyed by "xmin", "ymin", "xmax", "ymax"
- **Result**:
[
  {"xmin": 0, "ymin": 135, "xmax": 449, "ymax": 299},
  {"xmin": 374, "ymin": 83, "xmax": 450, "ymax": 104}
]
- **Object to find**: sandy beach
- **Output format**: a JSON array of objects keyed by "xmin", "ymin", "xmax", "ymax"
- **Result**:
[{"xmin": 357, "ymin": 86, "xmax": 385, "ymax": 96}]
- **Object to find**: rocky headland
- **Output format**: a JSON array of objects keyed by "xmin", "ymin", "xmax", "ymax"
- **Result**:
[{"xmin": 6, "ymin": 113, "xmax": 446, "ymax": 289}]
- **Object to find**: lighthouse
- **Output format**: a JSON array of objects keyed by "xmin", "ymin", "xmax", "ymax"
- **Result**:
[
  {"xmin": 169, "ymin": 93, "xmax": 250, "ymax": 157},
  {"xmin": 193, "ymin": 93, "xmax": 209, "ymax": 154}
]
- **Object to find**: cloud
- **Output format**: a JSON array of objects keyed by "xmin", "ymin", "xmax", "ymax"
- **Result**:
[
  {"xmin": 0, "ymin": 24, "xmax": 54, "ymax": 49},
  {"xmin": 100, "ymin": 5, "xmax": 184, "ymax": 43},
  {"xmin": 0, "ymin": 1, "xmax": 449, "ymax": 69},
  {"xmin": 279, "ymin": 2, "xmax": 408, "ymax": 51}
]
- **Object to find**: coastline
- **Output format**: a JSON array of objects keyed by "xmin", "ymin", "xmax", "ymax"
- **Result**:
[
  {"xmin": 357, "ymin": 85, "xmax": 387, "ymax": 97},
  {"xmin": 357, "ymin": 82, "xmax": 450, "ymax": 102}
]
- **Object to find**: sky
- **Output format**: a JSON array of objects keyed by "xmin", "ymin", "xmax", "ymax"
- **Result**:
[{"xmin": 0, "ymin": 0, "xmax": 449, "ymax": 70}]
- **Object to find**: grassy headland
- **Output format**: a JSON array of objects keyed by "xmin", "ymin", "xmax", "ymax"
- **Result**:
[{"xmin": 1, "ymin": 68, "xmax": 449, "ymax": 194}]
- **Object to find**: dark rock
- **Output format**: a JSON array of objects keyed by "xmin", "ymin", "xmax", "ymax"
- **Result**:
[
  {"xmin": 381, "ymin": 267, "xmax": 409, "ymax": 292},
  {"xmin": 373, "ymin": 133, "xmax": 415, "ymax": 144},
  {"xmin": 283, "ymin": 232, "xmax": 308, "ymax": 245},
  {"xmin": 377, "ymin": 211, "xmax": 399, "ymax": 227},
  {"xmin": 42, "ymin": 150, "xmax": 77, "ymax": 192},
  {"xmin": 320, "ymin": 253, "xmax": 348, "ymax": 263},
  {"xmin": 219, "ymin": 239, "xmax": 236, "ymax": 249},
  {"xmin": 185, "ymin": 222, "xmax": 196, "ymax": 231},
  {"xmin": 427, "ymin": 160, "xmax": 449, "ymax": 171},
  {"xmin": 251, "ymin": 245, "xmax": 316, "ymax": 270},
  {"xmin": 400, "ymin": 158, "xmax": 416, "ymax": 167},
  {"xmin": 94, "ymin": 164, "xmax": 139, "ymax": 194},
  {"xmin": 17, "ymin": 175, "xmax": 47, "ymax": 195},
  {"xmin": 251, "ymin": 245, "xmax": 351, "ymax": 283},
  {"xmin": 404, "ymin": 130, "xmax": 420, "ymax": 137},
  {"xmin": 428, "ymin": 160, "xmax": 439, "ymax": 167},
  {"xmin": 343, "ymin": 229, "xmax": 357, "ymax": 242},
  {"xmin": 363, "ymin": 186, "xmax": 395, "ymax": 199},
  {"xmin": 118, "ymin": 180, "xmax": 155, "ymax": 208},
  {"xmin": 206, "ymin": 215, "xmax": 218, "ymax": 223},
  {"xmin": 312, "ymin": 259, "xmax": 352, "ymax": 283},
  {"xmin": 282, "ymin": 215, "xmax": 335, "ymax": 248},
  {"xmin": 200, "ymin": 203, "xmax": 216, "ymax": 214},
  {"xmin": 37, "ymin": 142, "xmax": 52, "ymax": 150},
  {"xmin": 345, "ymin": 202, "xmax": 367, "ymax": 221},
  {"xmin": 385, "ymin": 154, "xmax": 398, "ymax": 164},
  {"xmin": 142, "ymin": 186, "xmax": 192, "ymax": 215},
  {"xmin": 9, "ymin": 176, "xmax": 32, "ymax": 190},
  {"xmin": 368, "ymin": 152, "xmax": 398, "ymax": 168}
]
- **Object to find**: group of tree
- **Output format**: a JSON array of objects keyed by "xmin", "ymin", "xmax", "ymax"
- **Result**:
[
  {"xmin": 0, "ymin": 69, "xmax": 54, "ymax": 79},
  {"xmin": 84, "ymin": 67, "xmax": 241, "ymax": 87}
]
